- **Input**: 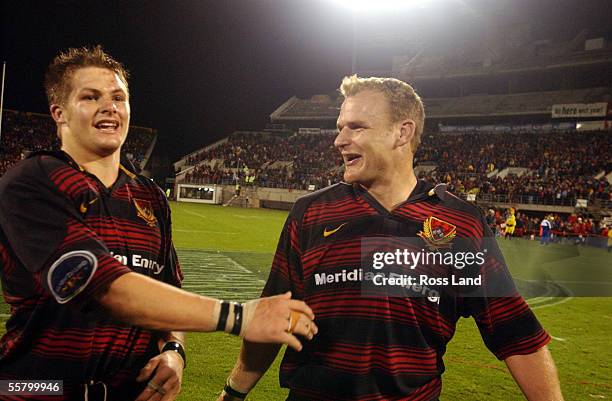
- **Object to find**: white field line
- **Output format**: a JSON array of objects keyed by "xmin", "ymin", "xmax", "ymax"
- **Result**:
[
  {"xmin": 182, "ymin": 209, "xmax": 214, "ymax": 220},
  {"xmin": 529, "ymin": 296, "xmax": 573, "ymax": 310},
  {"xmin": 179, "ymin": 252, "xmax": 265, "ymax": 301},
  {"xmin": 231, "ymin": 214, "xmax": 269, "ymax": 220}
]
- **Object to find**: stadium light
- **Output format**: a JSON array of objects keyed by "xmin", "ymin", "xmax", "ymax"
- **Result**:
[
  {"xmin": 330, "ymin": 0, "xmax": 435, "ymax": 12},
  {"xmin": 327, "ymin": 0, "xmax": 444, "ymax": 72}
]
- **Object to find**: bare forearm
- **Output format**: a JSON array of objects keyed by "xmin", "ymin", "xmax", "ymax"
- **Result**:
[
  {"xmin": 98, "ymin": 272, "xmax": 220, "ymax": 332},
  {"xmin": 229, "ymin": 341, "xmax": 282, "ymax": 393},
  {"xmin": 97, "ymin": 273, "xmax": 318, "ymax": 352},
  {"xmin": 505, "ymin": 346, "xmax": 564, "ymax": 401}
]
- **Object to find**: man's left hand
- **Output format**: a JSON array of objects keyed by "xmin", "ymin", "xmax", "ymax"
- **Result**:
[{"xmin": 135, "ymin": 351, "xmax": 184, "ymax": 401}]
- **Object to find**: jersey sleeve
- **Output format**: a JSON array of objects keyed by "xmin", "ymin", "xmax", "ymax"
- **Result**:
[
  {"xmin": 460, "ymin": 215, "xmax": 551, "ymax": 360},
  {"xmin": 0, "ymin": 158, "xmax": 131, "ymax": 307},
  {"xmin": 261, "ymin": 213, "xmax": 302, "ymax": 298}
]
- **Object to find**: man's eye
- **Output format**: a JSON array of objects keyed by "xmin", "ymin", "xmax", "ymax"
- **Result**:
[{"xmin": 113, "ymin": 96, "xmax": 126, "ymax": 101}]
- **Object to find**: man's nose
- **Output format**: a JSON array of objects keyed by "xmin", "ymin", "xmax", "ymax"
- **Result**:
[
  {"xmin": 334, "ymin": 128, "xmax": 350, "ymax": 149},
  {"xmin": 99, "ymin": 97, "xmax": 119, "ymax": 114}
]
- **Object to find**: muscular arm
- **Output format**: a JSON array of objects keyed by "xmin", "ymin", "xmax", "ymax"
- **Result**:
[
  {"xmin": 505, "ymin": 346, "xmax": 564, "ymax": 401},
  {"xmin": 97, "ymin": 272, "xmax": 316, "ymax": 351}
]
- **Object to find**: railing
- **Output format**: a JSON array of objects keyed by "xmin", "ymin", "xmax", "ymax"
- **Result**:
[
  {"xmin": 473, "ymin": 193, "xmax": 578, "ymax": 206},
  {"xmin": 434, "ymin": 192, "xmax": 593, "ymax": 207}
]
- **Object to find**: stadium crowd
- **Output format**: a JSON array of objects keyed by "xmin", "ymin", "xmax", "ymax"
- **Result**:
[
  {"xmin": 180, "ymin": 130, "xmax": 611, "ymax": 205},
  {"xmin": 0, "ymin": 111, "xmax": 59, "ymax": 176},
  {"xmin": 0, "ymin": 110, "xmax": 156, "ymax": 175},
  {"xmin": 416, "ymin": 131, "xmax": 611, "ymax": 203},
  {"xmin": 182, "ymin": 131, "xmax": 341, "ymax": 189}
]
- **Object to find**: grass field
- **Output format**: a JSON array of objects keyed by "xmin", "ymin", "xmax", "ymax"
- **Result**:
[{"xmin": 2, "ymin": 201, "xmax": 612, "ymax": 400}]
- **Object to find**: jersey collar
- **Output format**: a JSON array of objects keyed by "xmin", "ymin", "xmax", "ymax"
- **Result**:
[
  {"xmin": 27, "ymin": 150, "xmax": 138, "ymax": 190},
  {"xmin": 350, "ymin": 180, "xmax": 446, "ymax": 215}
]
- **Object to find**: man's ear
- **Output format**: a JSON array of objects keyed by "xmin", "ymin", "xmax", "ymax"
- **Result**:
[
  {"xmin": 50, "ymin": 104, "xmax": 66, "ymax": 124},
  {"xmin": 396, "ymin": 119, "xmax": 415, "ymax": 148}
]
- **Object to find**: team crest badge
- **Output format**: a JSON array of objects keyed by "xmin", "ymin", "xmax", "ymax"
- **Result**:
[
  {"xmin": 417, "ymin": 216, "xmax": 457, "ymax": 250},
  {"xmin": 134, "ymin": 199, "xmax": 157, "ymax": 227}
]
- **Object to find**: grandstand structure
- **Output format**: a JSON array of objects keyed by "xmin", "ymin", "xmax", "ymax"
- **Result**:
[
  {"xmin": 0, "ymin": 109, "xmax": 158, "ymax": 176},
  {"xmin": 175, "ymin": 23, "xmax": 611, "ymax": 223}
]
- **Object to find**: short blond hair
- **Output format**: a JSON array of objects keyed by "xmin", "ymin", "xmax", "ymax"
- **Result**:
[{"xmin": 339, "ymin": 75, "xmax": 425, "ymax": 152}]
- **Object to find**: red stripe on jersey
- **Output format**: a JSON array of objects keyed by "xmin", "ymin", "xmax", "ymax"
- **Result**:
[
  {"xmin": 111, "ymin": 185, "xmax": 162, "ymax": 202},
  {"xmin": 289, "ymin": 219, "xmax": 301, "ymax": 256},
  {"xmin": 49, "ymin": 166, "xmax": 76, "ymax": 185},
  {"xmin": 55, "ymin": 171, "xmax": 91, "ymax": 198},
  {"xmin": 312, "ymin": 342, "xmax": 437, "ymax": 374},
  {"xmin": 308, "ymin": 291, "xmax": 454, "ymax": 337},
  {"xmin": 477, "ymin": 297, "xmax": 530, "ymax": 329},
  {"xmin": 270, "ymin": 253, "xmax": 290, "ymax": 282},
  {"xmin": 303, "ymin": 195, "xmax": 376, "ymax": 226},
  {"xmin": 495, "ymin": 329, "xmax": 551, "ymax": 360},
  {"xmin": 86, "ymin": 216, "xmax": 163, "ymax": 232},
  {"xmin": 302, "ymin": 241, "xmax": 361, "ymax": 275}
]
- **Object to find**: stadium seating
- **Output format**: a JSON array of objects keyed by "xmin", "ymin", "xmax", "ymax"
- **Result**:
[
  {"xmin": 178, "ymin": 129, "xmax": 611, "ymax": 206},
  {"xmin": 178, "ymin": 131, "xmax": 342, "ymax": 190},
  {"xmin": 0, "ymin": 110, "xmax": 157, "ymax": 175}
]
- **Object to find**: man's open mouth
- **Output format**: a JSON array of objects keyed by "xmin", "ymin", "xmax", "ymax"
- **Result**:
[
  {"xmin": 344, "ymin": 153, "xmax": 362, "ymax": 166},
  {"xmin": 94, "ymin": 120, "xmax": 120, "ymax": 132}
]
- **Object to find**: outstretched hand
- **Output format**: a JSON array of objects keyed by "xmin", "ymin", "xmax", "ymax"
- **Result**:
[{"xmin": 241, "ymin": 291, "xmax": 318, "ymax": 351}]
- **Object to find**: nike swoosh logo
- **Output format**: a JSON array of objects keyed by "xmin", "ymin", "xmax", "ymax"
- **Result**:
[
  {"xmin": 79, "ymin": 198, "xmax": 98, "ymax": 214},
  {"xmin": 323, "ymin": 223, "xmax": 347, "ymax": 238}
]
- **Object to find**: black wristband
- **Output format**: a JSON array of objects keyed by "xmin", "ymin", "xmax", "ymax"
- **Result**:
[
  {"xmin": 217, "ymin": 300, "xmax": 230, "ymax": 331},
  {"xmin": 161, "ymin": 341, "xmax": 186, "ymax": 368},
  {"xmin": 224, "ymin": 382, "xmax": 248, "ymax": 399},
  {"xmin": 231, "ymin": 302, "xmax": 243, "ymax": 336}
]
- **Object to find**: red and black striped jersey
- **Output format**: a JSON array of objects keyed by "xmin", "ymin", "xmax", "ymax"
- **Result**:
[
  {"xmin": 263, "ymin": 180, "xmax": 550, "ymax": 401},
  {"xmin": 0, "ymin": 151, "xmax": 183, "ymax": 399}
]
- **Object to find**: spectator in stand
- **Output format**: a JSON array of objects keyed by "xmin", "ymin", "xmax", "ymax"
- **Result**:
[
  {"xmin": 540, "ymin": 216, "xmax": 552, "ymax": 245},
  {"xmin": 573, "ymin": 217, "xmax": 587, "ymax": 245}
]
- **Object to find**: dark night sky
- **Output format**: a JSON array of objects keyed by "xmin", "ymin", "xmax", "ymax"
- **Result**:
[{"xmin": 2, "ymin": 0, "xmax": 611, "ymax": 162}]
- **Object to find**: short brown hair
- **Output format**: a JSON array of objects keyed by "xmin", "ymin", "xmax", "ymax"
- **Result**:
[
  {"xmin": 340, "ymin": 75, "xmax": 425, "ymax": 152},
  {"xmin": 44, "ymin": 45, "xmax": 129, "ymax": 106}
]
